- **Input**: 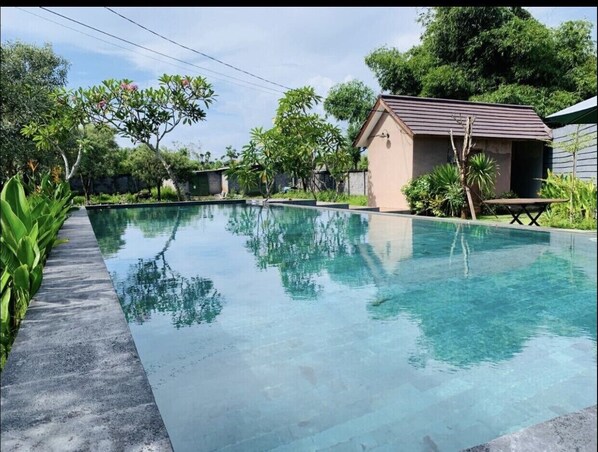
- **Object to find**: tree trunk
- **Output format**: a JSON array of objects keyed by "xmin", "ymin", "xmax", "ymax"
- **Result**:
[
  {"xmin": 81, "ymin": 175, "xmax": 90, "ymax": 204},
  {"xmin": 465, "ymin": 186, "xmax": 476, "ymax": 220},
  {"xmin": 152, "ymin": 144, "xmax": 185, "ymax": 201},
  {"xmin": 157, "ymin": 181, "xmax": 162, "ymax": 201}
]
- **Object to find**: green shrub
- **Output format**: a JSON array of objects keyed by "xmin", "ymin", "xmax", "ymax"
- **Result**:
[
  {"xmin": 271, "ymin": 189, "xmax": 367, "ymax": 206},
  {"xmin": 429, "ymin": 164, "xmax": 464, "ymax": 217},
  {"xmin": 402, "ymin": 174, "xmax": 432, "ymax": 215},
  {"xmin": 539, "ymin": 170, "xmax": 596, "ymax": 230},
  {"xmin": 150, "ymin": 186, "xmax": 178, "ymax": 201},
  {"xmin": 468, "ymin": 153, "xmax": 499, "ymax": 198},
  {"xmin": 1, "ymin": 174, "xmax": 73, "ymax": 369},
  {"xmin": 72, "ymin": 195, "xmax": 86, "ymax": 206}
]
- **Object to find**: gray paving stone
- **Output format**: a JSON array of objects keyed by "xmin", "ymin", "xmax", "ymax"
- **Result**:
[
  {"xmin": 0, "ymin": 208, "xmax": 172, "ymax": 451},
  {"xmin": 463, "ymin": 404, "xmax": 597, "ymax": 452}
]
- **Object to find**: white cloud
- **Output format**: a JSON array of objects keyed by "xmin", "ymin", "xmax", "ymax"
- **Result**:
[{"xmin": 2, "ymin": 6, "xmax": 596, "ymax": 158}]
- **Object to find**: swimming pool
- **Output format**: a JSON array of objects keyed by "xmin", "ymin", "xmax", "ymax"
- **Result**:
[{"xmin": 88, "ymin": 204, "xmax": 597, "ymax": 451}]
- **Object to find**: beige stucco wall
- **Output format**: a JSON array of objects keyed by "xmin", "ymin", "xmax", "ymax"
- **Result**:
[
  {"xmin": 412, "ymin": 137, "xmax": 451, "ymax": 178},
  {"xmin": 413, "ymin": 137, "xmax": 512, "ymax": 197},
  {"xmin": 476, "ymin": 139, "xmax": 512, "ymax": 196},
  {"xmin": 367, "ymin": 114, "xmax": 414, "ymax": 211},
  {"xmin": 368, "ymin": 127, "xmax": 515, "ymax": 210}
]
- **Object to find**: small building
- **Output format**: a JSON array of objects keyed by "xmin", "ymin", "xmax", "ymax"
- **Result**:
[
  {"xmin": 188, "ymin": 168, "xmax": 228, "ymax": 197},
  {"xmin": 354, "ymin": 95, "xmax": 552, "ymax": 212},
  {"xmin": 162, "ymin": 168, "xmax": 228, "ymax": 197}
]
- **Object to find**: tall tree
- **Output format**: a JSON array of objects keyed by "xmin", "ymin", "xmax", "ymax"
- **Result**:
[
  {"xmin": 74, "ymin": 75, "xmax": 215, "ymax": 200},
  {"xmin": 324, "ymin": 80, "xmax": 376, "ymax": 169},
  {"xmin": 76, "ymin": 125, "xmax": 120, "ymax": 203},
  {"xmin": 125, "ymin": 145, "xmax": 168, "ymax": 200},
  {"xmin": 364, "ymin": 7, "xmax": 597, "ymax": 117},
  {"xmin": 231, "ymin": 87, "xmax": 347, "ymax": 199},
  {"xmin": 21, "ymin": 88, "xmax": 91, "ymax": 182},
  {"xmin": 0, "ymin": 41, "xmax": 69, "ymax": 184}
]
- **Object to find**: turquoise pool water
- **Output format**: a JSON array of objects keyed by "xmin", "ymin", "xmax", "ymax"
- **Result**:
[{"xmin": 88, "ymin": 204, "xmax": 597, "ymax": 451}]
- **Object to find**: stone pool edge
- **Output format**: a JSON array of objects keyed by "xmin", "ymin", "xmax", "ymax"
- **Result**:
[
  {"xmin": 0, "ymin": 207, "xmax": 173, "ymax": 451},
  {"xmin": 463, "ymin": 404, "xmax": 597, "ymax": 451}
]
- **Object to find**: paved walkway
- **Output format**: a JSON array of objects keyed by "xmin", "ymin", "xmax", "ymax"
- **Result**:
[
  {"xmin": 463, "ymin": 405, "xmax": 597, "ymax": 451},
  {"xmin": 0, "ymin": 208, "xmax": 172, "ymax": 451}
]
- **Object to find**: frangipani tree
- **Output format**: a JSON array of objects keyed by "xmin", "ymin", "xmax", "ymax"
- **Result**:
[
  {"xmin": 74, "ymin": 75, "xmax": 215, "ymax": 200},
  {"xmin": 21, "ymin": 89, "xmax": 91, "ymax": 181}
]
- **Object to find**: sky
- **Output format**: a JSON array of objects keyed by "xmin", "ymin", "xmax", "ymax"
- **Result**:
[{"xmin": 2, "ymin": 6, "xmax": 597, "ymax": 159}]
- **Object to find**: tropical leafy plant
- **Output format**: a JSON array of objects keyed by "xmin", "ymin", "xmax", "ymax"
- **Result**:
[
  {"xmin": 429, "ymin": 163, "xmax": 464, "ymax": 217},
  {"xmin": 467, "ymin": 152, "xmax": 499, "ymax": 198},
  {"xmin": 539, "ymin": 170, "xmax": 596, "ymax": 229},
  {"xmin": 0, "ymin": 174, "xmax": 72, "ymax": 370}
]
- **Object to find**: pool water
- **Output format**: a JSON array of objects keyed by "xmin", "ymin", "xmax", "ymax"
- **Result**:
[{"xmin": 88, "ymin": 204, "xmax": 597, "ymax": 451}]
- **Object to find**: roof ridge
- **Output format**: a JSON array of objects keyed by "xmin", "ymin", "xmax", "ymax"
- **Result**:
[{"xmin": 380, "ymin": 94, "xmax": 535, "ymax": 110}]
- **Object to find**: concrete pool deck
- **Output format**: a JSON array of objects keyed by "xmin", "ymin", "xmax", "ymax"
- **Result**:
[
  {"xmin": 0, "ymin": 202, "xmax": 595, "ymax": 450},
  {"xmin": 0, "ymin": 208, "xmax": 172, "ymax": 451}
]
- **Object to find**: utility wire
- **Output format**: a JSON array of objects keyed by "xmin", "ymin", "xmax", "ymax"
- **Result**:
[
  {"xmin": 105, "ymin": 7, "xmax": 292, "ymax": 91},
  {"xmin": 15, "ymin": 7, "xmax": 219, "ymax": 88},
  {"xmin": 37, "ymin": 7, "xmax": 285, "ymax": 95}
]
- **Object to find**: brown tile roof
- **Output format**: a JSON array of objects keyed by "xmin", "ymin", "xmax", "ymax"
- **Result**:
[{"xmin": 358, "ymin": 95, "xmax": 551, "ymax": 145}]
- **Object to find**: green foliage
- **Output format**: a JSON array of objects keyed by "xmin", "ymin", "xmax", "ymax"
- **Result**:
[
  {"xmin": 21, "ymin": 88, "xmax": 92, "ymax": 181},
  {"xmin": 231, "ymin": 86, "xmax": 348, "ymax": 199},
  {"xmin": 357, "ymin": 155, "xmax": 368, "ymax": 171},
  {"xmin": 420, "ymin": 65, "xmax": 472, "ymax": 99},
  {"xmin": 76, "ymin": 125, "xmax": 121, "ymax": 200},
  {"xmin": 401, "ymin": 174, "xmax": 432, "ymax": 215},
  {"xmin": 74, "ymin": 74, "xmax": 216, "ymax": 200},
  {"xmin": 164, "ymin": 147, "xmax": 201, "ymax": 183},
  {"xmin": 365, "ymin": 7, "xmax": 596, "ymax": 116},
  {"xmin": 125, "ymin": 145, "xmax": 168, "ymax": 193},
  {"xmin": 467, "ymin": 153, "xmax": 499, "ymax": 198},
  {"xmin": 470, "ymin": 84, "xmax": 579, "ymax": 118},
  {"xmin": 403, "ymin": 153, "xmax": 498, "ymax": 218},
  {"xmin": 1, "ymin": 41, "xmax": 70, "ymax": 184},
  {"xmin": 324, "ymin": 80, "xmax": 376, "ymax": 124},
  {"xmin": 402, "ymin": 164, "xmax": 465, "ymax": 217},
  {"xmin": 324, "ymin": 80, "xmax": 376, "ymax": 169},
  {"xmin": 539, "ymin": 170, "xmax": 596, "ymax": 230},
  {"xmin": 0, "ymin": 174, "xmax": 72, "ymax": 369},
  {"xmin": 72, "ymin": 189, "xmax": 182, "ymax": 206},
  {"xmin": 150, "ymin": 186, "xmax": 178, "ymax": 201},
  {"xmin": 271, "ymin": 189, "xmax": 367, "ymax": 206},
  {"xmin": 429, "ymin": 163, "xmax": 464, "ymax": 217},
  {"xmin": 225, "ymin": 160, "xmax": 260, "ymax": 196},
  {"xmin": 365, "ymin": 46, "xmax": 421, "ymax": 95}
]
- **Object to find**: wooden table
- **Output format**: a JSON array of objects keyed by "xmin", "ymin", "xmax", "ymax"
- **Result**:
[{"xmin": 483, "ymin": 198, "xmax": 568, "ymax": 226}]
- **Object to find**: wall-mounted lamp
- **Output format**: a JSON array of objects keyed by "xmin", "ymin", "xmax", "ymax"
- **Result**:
[{"xmin": 373, "ymin": 130, "xmax": 390, "ymax": 139}]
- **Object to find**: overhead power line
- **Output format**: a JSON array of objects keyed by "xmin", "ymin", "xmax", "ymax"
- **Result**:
[
  {"xmin": 36, "ymin": 7, "xmax": 286, "ymax": 95},
  {"xmin": 105, "ymin": 7, "xmax": 292, "ymax": 91}
]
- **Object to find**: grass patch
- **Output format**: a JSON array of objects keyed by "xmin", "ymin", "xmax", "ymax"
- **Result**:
[
  {"xmin": 477, "ymin": 212, "xmax": 553, "ymax": 227},
  {"xmin": 270, "ymin": 189, "xmax": 368, "ymax": 206}
]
